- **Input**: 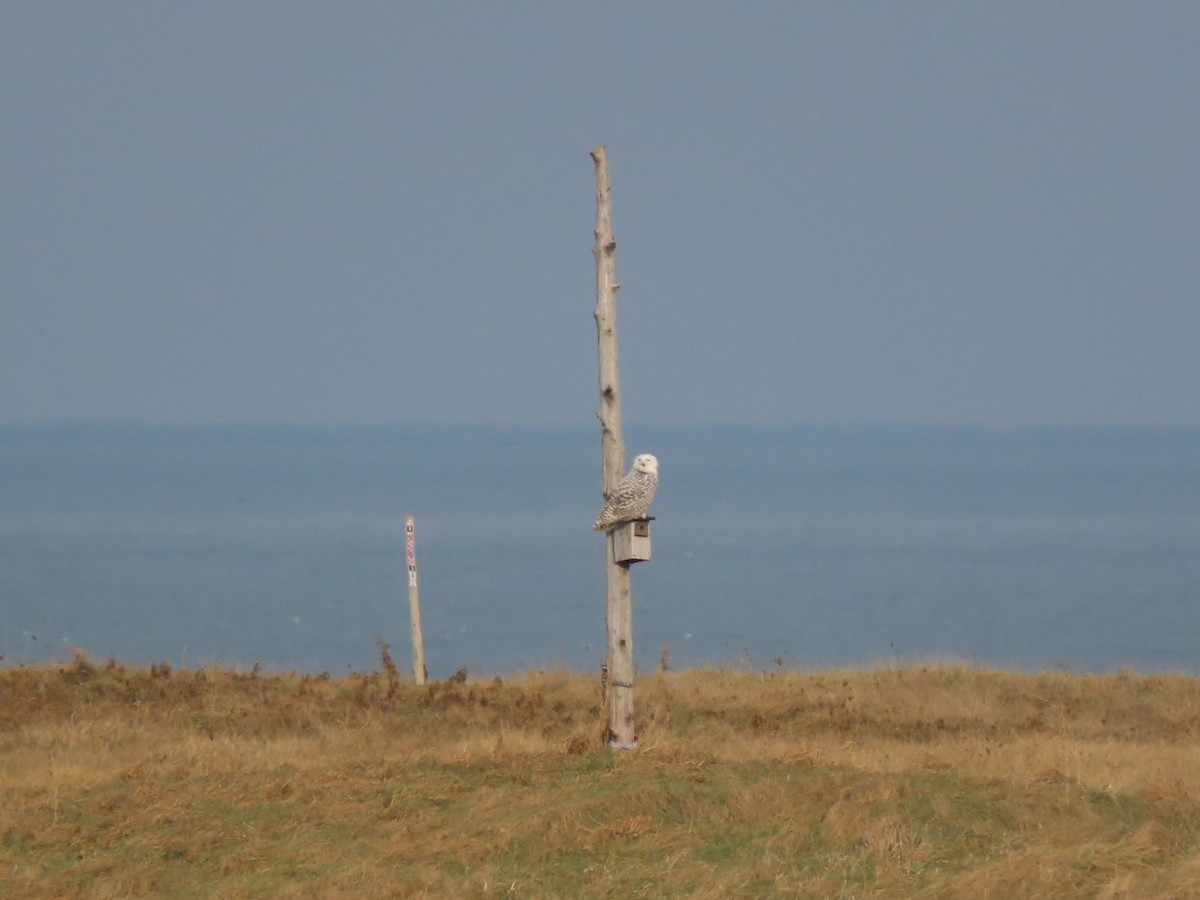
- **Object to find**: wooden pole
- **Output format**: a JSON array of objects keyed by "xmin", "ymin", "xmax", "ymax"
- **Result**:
[
  {"xmin": 405, "ymin": 515, "xmax": 427, "ymax": 685},
  {"xmin": 591, "ymin": 146, "xmax": 636, "ymax": 750}
]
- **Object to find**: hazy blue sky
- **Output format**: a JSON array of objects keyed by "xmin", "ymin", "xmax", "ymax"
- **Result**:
[{"xmin": 3, "ymin": 3, "xmax": 1197, "ymax": 427}]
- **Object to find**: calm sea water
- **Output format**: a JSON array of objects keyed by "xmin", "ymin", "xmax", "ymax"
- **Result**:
[{"xmin": 2, "ymin": 425, "xmax": 1198, "ymax": 678}]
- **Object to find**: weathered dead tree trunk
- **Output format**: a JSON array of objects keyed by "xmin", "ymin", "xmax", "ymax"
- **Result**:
[
  {"xmin": 405, "ymin": 515, "xmax": 427, "ymax": 684},
  {"xmin": 591, "ymin": 146, "xmax": 636, "ymax": 750}
]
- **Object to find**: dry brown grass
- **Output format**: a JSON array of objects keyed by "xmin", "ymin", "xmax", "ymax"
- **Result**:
[{"xmin": 3, "ymin": 652, "xmax": 1200, "ymax": 897}]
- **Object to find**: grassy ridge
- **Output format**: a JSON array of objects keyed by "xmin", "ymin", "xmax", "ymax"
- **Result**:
[{"xmin": 3, "ymin": 654, "xmax": 1200, "ymax": 897}]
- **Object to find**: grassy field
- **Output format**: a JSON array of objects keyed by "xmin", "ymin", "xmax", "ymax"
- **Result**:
[{"xmin": 3, "ymin": 650, "xmax": 1200, "ymax": 898}]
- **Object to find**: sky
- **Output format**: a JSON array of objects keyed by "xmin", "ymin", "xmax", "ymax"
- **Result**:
[{"xmin": 3, "ymin": 3, "xmax": 1198, "ymax": 429}]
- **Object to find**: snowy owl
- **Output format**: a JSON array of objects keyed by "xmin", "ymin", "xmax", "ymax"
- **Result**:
[{"xmin": 594, "ymin": 453, "xmax": 659, "ymax": 531}]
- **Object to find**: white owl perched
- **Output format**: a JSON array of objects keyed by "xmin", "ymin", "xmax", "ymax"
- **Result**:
[{"xmin": 594, "ymin": 453, "xmax": 659, "ymax": 531}]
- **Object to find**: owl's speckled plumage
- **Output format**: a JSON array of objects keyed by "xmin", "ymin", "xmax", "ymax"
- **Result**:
[{"xmin": 594, "ymin": 453, "xmax": 659, "ymax": 531}]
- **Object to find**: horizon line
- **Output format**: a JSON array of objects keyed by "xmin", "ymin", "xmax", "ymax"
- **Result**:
[{"xmin": 2, "ymin": 420, "xmax": 1197, "ymax": 434}]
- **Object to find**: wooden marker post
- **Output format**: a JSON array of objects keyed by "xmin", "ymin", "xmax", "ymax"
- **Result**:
[
  {"xmin": 405, "ymin": 516, "xmax": 427, "ymax": 684},
  {"xmin": 591, "ymin": 146, "xmax": 637, "ymax": 750}
]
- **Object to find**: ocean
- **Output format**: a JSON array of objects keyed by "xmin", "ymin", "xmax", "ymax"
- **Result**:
[{"xmin": 2, "ymin": 424, "xmax": 1197, "ymax": 678}]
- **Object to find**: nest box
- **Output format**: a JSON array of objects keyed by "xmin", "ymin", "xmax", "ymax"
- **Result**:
[{"xmin": 611, "ymin": 517, "xmax": 653, "ymax": 564}]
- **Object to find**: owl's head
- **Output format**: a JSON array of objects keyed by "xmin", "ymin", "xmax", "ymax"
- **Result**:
[{"xmin": 632, "ymin": 453, "xmax": 658, "ymax": 475}]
